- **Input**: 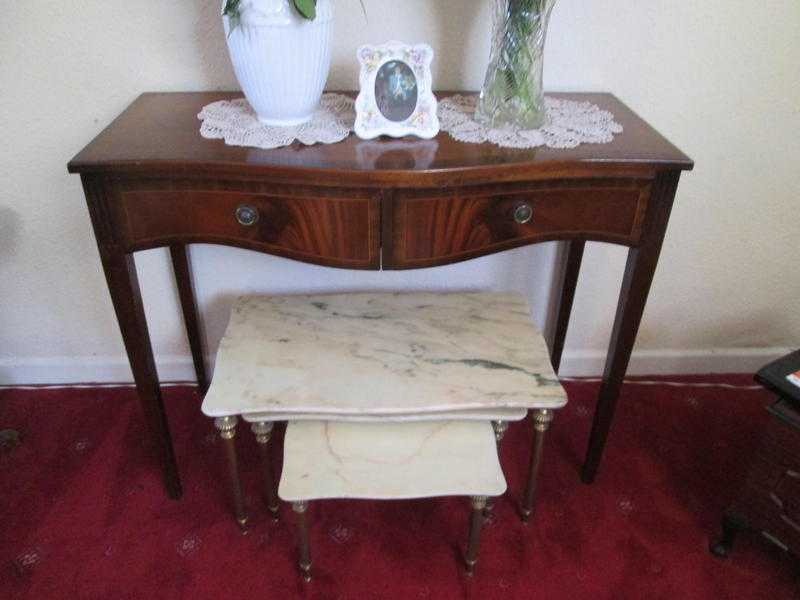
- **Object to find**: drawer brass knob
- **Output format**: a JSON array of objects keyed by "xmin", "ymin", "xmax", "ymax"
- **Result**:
[
  {"xmin": 235, "ymin": 204, "xmax": 259, "ymax": 227},
  {"xmin": 514, "ymin": 203, "xmax": 534, "ymax": 225}
]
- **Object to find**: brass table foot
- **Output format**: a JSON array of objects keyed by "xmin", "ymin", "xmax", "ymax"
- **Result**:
[
  {"xmin": 236, "ymin": 515, "xmax": 249, "ymax": 534},
  {"xmin": 465, "ymin": 496, "xmax": 487, "ymax": 576},
  {"xmin": 267, "ymin": 503, "xmax": 280, "ymax": 522},
  {"xmin": 521, "ymin": 409, "xmax": 554, "ymax": 522},
  {"xmin": 300, "ymin": 562, "xmax": 312, "ymax": 583},
  {"xmin": 293, "ymin": 501, "xmax": 312, "ymax": 582},
  {"xmin": 251, "ymin": 421, "xmax": 280, "ymax": 521},
  {"xmin": 214, "ymin": 416, "xmax": 248, "ymax": 531}
]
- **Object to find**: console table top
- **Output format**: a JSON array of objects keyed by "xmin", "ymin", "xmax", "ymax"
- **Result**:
[{"xmin": 68, "ymin": 92, "xmax": 693, "ymax": 184}]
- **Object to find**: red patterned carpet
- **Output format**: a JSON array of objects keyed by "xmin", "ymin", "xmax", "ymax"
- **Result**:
[{"xmin": 1, "ymin": 376, "xmax": 798, "ymax": 599}]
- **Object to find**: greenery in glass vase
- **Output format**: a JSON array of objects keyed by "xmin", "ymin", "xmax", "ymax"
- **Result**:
[{"xmin": 476, "ymin": 0, "xmax": 556, "ymax": 129}]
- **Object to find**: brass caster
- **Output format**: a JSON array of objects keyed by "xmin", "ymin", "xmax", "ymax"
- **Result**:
[
  {"xmin": 237, "ymin": 516, "xmax": 249, "ymax": 534},
  {"xmin": 465, "ymin": 560, "xmax": 476, "ymax": 577},
  {"xmin": 300, "ymin": 562, "xmax": 312, "ymax": 583}
]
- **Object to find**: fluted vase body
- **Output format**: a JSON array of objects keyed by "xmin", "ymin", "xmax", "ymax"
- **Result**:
[
  {"xmin": 476, "ymin": 0, "xmax": 556, "ymax": 129},
  {"xmin": 223, "ymin": 0, "xmax": 334, "ymax": 126}
]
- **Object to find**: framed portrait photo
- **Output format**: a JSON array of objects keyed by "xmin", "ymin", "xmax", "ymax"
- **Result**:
[{"xmin": 354, "ymin": 42, "xmax": 440, "ymax": 140}]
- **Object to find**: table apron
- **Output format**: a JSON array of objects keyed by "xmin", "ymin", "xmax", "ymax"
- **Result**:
[{"xmin": 93, "ymin": 175, "xmax": 655, "ymax": 270}]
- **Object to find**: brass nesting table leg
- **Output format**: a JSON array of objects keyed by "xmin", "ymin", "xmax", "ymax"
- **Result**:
[
  {"xmin": 293, "ymin": 501, "xmax": 312, "ymax": 582},
  {"xmin": 251, "ymin": 421, "xmax": 279, "ymax": 520},
  {"xmin": 521, "ymin": 409, "xmax": 554, "ymax": 522},
  {"xmin": 465, "ymin": 496, "xmax": 488, "ymax": 575},
  {"xmin": 214, "ymin": 416, "xmax": 248, "ymax": 532},
  {"xmin": 485, "ymin": 421, "xmax": 509, "ymax": 518}
]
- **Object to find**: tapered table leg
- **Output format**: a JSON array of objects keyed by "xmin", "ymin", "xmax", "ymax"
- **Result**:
[
  {"xmin": 548, "ymin": 240, "xmax": 585, "ymax": 374},
  {"xmin": 83, "ymin": 175, "xmax": 181, "ymax": 499},
  {"xmin": 465, "ymin": 496, "xmax": 487, "ymax": 576},
  {"xmin": 215, "ymin": 416, "xmax": 248, "ymax": 532},
  {"xmin": 99, "ymin": 252, "xmax": 182, "ymax": 498},
  {"xmin": 170, "ymin": 244, "xmax": 209, "ymax": 395},
  {"xmin": 251, "ymin": 421, "xmax": 279, "ymax": 520},
  {"xmin": 521, "ymin": 409, "xmax": 554, "ymax": 522},
  {"xmin": 293, "ymin": 501, "xmax": 312, "ymax": 582},
  {"xmin": 581, "ymin": 172, "xmax": 680, "ymax": 483}
]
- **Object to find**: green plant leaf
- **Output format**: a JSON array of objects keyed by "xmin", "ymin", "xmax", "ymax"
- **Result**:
[
  {"xmin": 222, "ymin": 0, "xmax": 240, "ymax": 18},
  {"xmin": 222, "ymin": 0, "xmax": 241, "ymax": 34},
  {"xmin": 293, "ymin": 0, "xmax": 316, "ymax": 20}
]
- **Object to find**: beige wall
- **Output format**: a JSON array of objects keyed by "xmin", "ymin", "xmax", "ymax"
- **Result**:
[{"xmin": 1, "ymin": 1, "xmax": 798, "ymax": 383}]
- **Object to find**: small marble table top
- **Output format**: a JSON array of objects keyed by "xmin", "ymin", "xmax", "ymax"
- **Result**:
[
  {"xmin": 201, "ymin": 292, "xmax": 567, "ymax": 419},
  {"xmin": 241, "ymin": 407, "xmax": 528, "ymax": 424},
  {"xmin": 278, "ymin": 420, "xmax": 507, "ymax": 501}
]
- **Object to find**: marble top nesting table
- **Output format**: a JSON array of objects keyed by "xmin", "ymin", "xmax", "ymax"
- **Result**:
[
  {"xmin": 202, "ymin": 290, "xmax": 567, "ymax": 572},
  {"xmin": 280, "ymin": 420, "xmax": 507, "ymax": 501},
  {"xmin": 280, "ymin": 419, "xmax": 506, "ymax": 579},
  {"xmin": 201, "ymin": 292, "xmax": 567, "ymax": 421}
]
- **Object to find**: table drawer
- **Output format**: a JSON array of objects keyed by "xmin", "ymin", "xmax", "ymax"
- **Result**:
[
  {"xmin": 117, "ymin": 189, "xmax": 380, "ymax": 269},
  {"xmin": 386, "ymin": 184, "xmax": 650, "ymax": 269}
]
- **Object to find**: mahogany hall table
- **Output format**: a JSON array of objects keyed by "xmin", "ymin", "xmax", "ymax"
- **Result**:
[{"xmin": 67, "ymin": 92, "xmax": 693, "ymax": 499}]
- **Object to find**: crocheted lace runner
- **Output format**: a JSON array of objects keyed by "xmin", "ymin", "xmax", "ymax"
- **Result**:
[
  {"xmin": 438, "ymin": 94, "xmax": 623, "ymax": 149},
  {"xmin": 197, "ymin": 93, "xmax": 622, "ymax": 150},
  {"xmin": 198, "ymin": 93, "xmax": 355, "ymax": 149}
]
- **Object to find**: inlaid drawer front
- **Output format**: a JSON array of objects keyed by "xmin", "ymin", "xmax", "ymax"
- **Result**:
[
  {"xmin": 387, "ymin": 185, "xmax": 649, "ymax": 268},
  {"xmin": 118, "ymin": 190, "xmax": 379, "ymax": 268}
]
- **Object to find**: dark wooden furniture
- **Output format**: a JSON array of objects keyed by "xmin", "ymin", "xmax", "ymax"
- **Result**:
[
  {"xmin": 712, "ymin": 351, "xmax": 800, "ymax": 558},
  {"xmin": 67, "ymin": 92, "xmax": 692, "ymax": 499},
  {"xmin": 754, "ymin": 350, "xmax": 800, "ymax": 412}
]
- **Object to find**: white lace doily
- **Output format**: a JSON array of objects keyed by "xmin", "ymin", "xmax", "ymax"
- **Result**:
[
  {"xmin": 198, "ymin": 93, "xmax": 355, "ymax": 149},
  {"xmin": 438, "ymin": 95, "xmax": 623, "ymax": 149},
  {"xmin": 198, "ymin": 93, "xmax": 622, "ymax": 151}
]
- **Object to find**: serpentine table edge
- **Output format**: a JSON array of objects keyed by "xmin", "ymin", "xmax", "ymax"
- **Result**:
[{"xmin": 67, "ymin": 91, "xmax": 693, "ymax": 499}]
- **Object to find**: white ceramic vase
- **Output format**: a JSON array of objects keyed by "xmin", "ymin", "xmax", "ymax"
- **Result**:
[{"xmin": 223, "ymin": 0, "xmax": 334, "ymax": 126}]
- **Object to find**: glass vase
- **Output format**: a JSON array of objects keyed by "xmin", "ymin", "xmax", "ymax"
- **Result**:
[{"xmin": 476, "ymin": 0, "xmax": 556, "ymax": 129}]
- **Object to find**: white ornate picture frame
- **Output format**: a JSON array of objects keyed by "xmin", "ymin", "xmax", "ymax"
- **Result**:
[{"xmin": 354, "ymin": 42, "xmax": 440, "ymax": 140}]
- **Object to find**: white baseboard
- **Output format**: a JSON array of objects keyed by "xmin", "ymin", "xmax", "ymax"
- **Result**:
[
  {"xmin": 0, "ymin": 347, "xmax": 794, "ymax": 386},
  {"xmin": 558, "ymin": 347, "xmax": 794, "ymax": 378},
  {"xmin": 0, "ymin": 348, "xmax": 794, "ymax": 386},
  {"xmin": 0, "ymin": 355, "xmax": 200, "ymax": 387}
]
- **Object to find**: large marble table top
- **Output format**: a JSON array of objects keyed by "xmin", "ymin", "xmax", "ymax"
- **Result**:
[
  {"xmin": 279, "ymin": 420, "xmax": 506, "ymax": 501},
  {"xmin": 201, "ymin": 292, "xmax": 567, "ymax": 419}
]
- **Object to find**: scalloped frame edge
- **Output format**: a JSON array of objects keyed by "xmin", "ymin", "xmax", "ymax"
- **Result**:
[{"xmin": 354, "ymin": 41, "xmax": 441, "ymax": 141}]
